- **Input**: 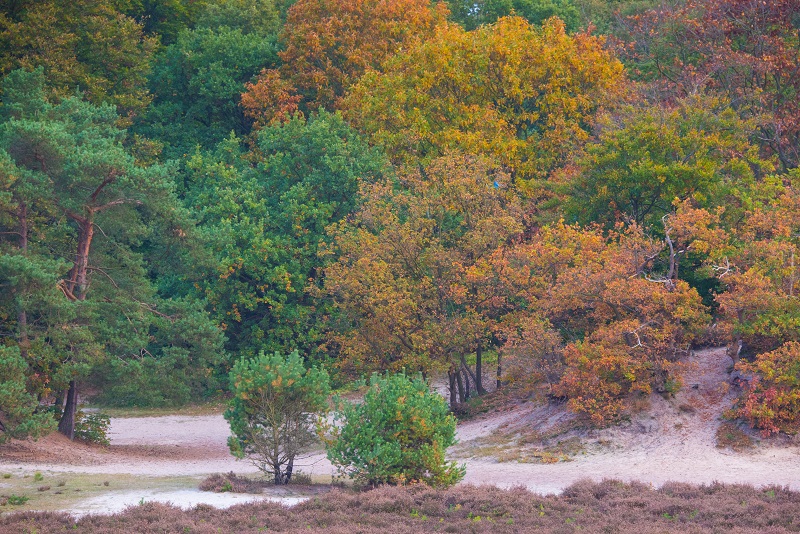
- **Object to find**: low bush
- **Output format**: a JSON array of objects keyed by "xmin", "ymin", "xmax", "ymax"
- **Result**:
[
  {"xmin": 735, "ymin": 342, "xmax": 800, "ymax": 436},
  {"xmin": 74, "ymin": 412, "xmax": 111, "ymax": 446},
  {"xmin": 199, "ymin": 472, "xmax": 266, "ymax": 494},
  {"xmin": 326, "ymin": 373, "xmax": 464, "ymax": 488}
]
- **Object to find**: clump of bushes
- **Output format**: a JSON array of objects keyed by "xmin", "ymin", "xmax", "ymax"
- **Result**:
[
  {"xmin": 735, "ymin": 342, "xmax": 800, "ymax": 436},
  {"xmin": 200, "ymin": 472, "xmax": 266, "ymax": 494},
  {"xmin": 325, "ymin": 373, "xmax": 464, "ymax": 488},
  {"xmin": 74, "ymin": 412, "xmax": 111, "ymax": 446}
]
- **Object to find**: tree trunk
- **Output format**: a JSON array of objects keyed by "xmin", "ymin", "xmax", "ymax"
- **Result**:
[
  {"xmin": 59, "ymin": 215, "xmax": 94, "ymax": 438},
  {"xmin": 496, "ymin": 352, "xmax": 503, "ymax": 390},
  {"xmin": 448, "ymin": 370, "xmax": 457, "ymax": 407},
  {"xmin": 57, "ymin": 380, "xmax": 78, "ymax": 440},
  {"xmin": 284, "ymin": 457, "xmax": 293, "ymax": 485},
  {"xmin": 17, "ymin": 202, "xmax": 29, "ymax": 360},
  {"xmin": 475, "ymin": 344, "xmax": 486, "ymax": 395},
  {"xmin": 463, "ymin": 368, "xmax": 471, "ymax": 401},
  {"xmin": 455, "ymin": 368, "xmax": 465, "ymax": 404}
]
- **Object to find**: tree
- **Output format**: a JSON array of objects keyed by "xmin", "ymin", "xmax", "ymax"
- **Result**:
[
  {"xmin": 0, "ymin": 346, "xmax": 55, "ymax": 443},
  {"xmin": 241, "ymin": 0, "xmax": 447, "ymax": 120},
  {"xmin": 622, "ymin": 0, "xmax": 800, "ymax": 171},
  {"xmin": 135, "ymin": 0, "xmax": 284, "ymax": 159},
  {"xmin": 326, "ymin": 373, "xmax": 464, "ymax": 487},
  {"xmin": 225, "ymin": 350, "xmax": 330, "ymax": 484},
  {"xmin": 186, "ymin": 112, "xmax": 386, "ymax": 358},
  {"xmin": 566, "ymin": 95, "xmax": 767, "ymax": 229},
  {"xmin": 344, "ymin": 16, "xmax": 626, "ymax": 193},
  {"xmin": 446, "ymin": 0, "xmax": 579, "ymax": 32},
  {"xmin": 0, "ymin": 0, "xmax": 157, "ymax": 116},
  {"xmin": 0, "ymin": 68, "xmax": 221, "ymax": 436},
  {"xmin": 323, "ymin": 154, "xmax": 523, "ymax": 404}
]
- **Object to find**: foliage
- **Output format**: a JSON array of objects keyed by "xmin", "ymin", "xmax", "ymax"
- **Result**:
[
  {"xmin": 323, "ymin": 153, "xmax": 523, "ymax": 398},
  {"xmin": 0, "ymin": 0, "xmax": 157, "ymax": 116},
  {"xmin": 0, "ymin": 346, "xmax": 55, "ymax": 443},
  {"xmin": 260, "ymin": 0, "xmax": 447, "ymax": 113},
  {"xmin": 622, "ymin": 0, "xmax": 800, "ymax": 171},
  {"xmin": 73, "ymin": 411, "xmax": 111, "ymax": 446},
  {"xmin": 138, "ymin": 25, "xmax": 279, "ymax": 159},
  {"xmin": 345, "ymin": 16, "xmax": 626, "ymax": 191},
  {"xmin": 735, "ymin": 342, "xmax": 800, "ymax": 437},
  {"xmin": 326, "ymin": 373, "xmax": 464, "ymax": 487},
  {"xmin": 225, "ymin": 350, "xmax": 330, "ymax": 484},
  {"xmin": 446, "ymin": 0, "xmax": 580, "ymax": 32},
  {"xmin": 0, "ymin": 68, "xmax": 222, "ymax": 435},
  {"xmin": 187, "ymin": 113, "xmax": 386, "ymax": 358},
  {"xmin": 566, "ymin": 95, "xmax": 767, "ymax": 228}
]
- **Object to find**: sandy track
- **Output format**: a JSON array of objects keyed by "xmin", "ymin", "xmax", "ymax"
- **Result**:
[{"xmin": 1, "ymin": 347, "xmax": 798, "ymax": 501}]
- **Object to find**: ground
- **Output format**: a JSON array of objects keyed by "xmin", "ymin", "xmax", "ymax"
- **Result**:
[{"xmin": 0, "ymin": 347, "xmax": 798, "ymax": 516}]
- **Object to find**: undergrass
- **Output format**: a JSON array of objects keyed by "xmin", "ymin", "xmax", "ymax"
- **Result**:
[
  {"xmin": 4, "ymin": 480, "xmax": 800, "ymax": 533},
  {"xmin": 0, "ymin": 472, "xmax": 200, "ymax": 515},
  {"xmin": 83, "ymin": 400, "xmax": 228, "ymax": 419}
]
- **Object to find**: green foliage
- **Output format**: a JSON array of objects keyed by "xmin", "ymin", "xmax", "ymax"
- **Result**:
[
  {"xmin": 187, "ymin": 112, "xmax": 386, "ymax": 358},
  {"xmin": 139, "ymin": 25, "xmax": 279, "ymax": 159},
  {"xmin": 225, "ymin": 350, "xmax": 330, "ymax": 484},
  {"xmin": 326, "ymin": 373, "xmax": 465, "ymax": 487},
  {"xmin": 566, "ymin": 96, "xmax": 766, "ymax": 229},
  {"xmin": 74, "ymin": 411, "xmax": 111, "ymax": 446},
  {"xmin": 447, "ymin": 0, "xmax": 580, "ymax": 32},
  {"xmin": 0, "ymin": 346, "xmax": 55, "ymax": 443}
]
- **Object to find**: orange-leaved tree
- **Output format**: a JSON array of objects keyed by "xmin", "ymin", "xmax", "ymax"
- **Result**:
[
  {"xmin": 321, "ymin": 153, "xmax": 523, "ymax": 405},
  {"xmin": 241, "ymin": 0, "xmax": 447, "ymax": 126},
  {"xmin": 344, "ymin": 16, "xmax": 626, "ymax": 193}
]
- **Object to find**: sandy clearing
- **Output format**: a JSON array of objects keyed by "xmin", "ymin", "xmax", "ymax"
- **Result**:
[{"xmin": 2, "ymin": 347, "xmax": 799, "ymax": 515}]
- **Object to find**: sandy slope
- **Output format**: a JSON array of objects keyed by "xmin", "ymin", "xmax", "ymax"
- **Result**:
[{"xmin": 1, "ymin": 347, "xmax": 798, "ymax": 513}]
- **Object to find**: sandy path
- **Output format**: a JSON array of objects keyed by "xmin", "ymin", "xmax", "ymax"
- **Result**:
[{"xmin": 1, "ymin": 346, "xmax": 799, "ymax": 514}]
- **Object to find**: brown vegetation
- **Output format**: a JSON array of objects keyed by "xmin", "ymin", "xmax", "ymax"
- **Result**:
[{"xmin": 3, "ymin": 480, "xmax": 800, "ymax": 533}]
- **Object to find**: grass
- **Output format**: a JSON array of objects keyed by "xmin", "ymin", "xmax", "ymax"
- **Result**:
[
  {"xmin": 83, "ymin": 400, "xmax": 228, "ymax": 418},
  {"xmin": 3, "ymin": 480, "xmax": 800, "ymax": 532},
  {"xmin": 716, "ymin": 421, "xmax": 756, "ymax": 452},
  {"xmin": 0, "ymin": 471, "xmax": 200, "ymax": 515}
]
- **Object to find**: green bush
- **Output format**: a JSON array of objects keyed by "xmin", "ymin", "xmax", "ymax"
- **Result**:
[
  {"xmin": 326, "ymin": 373, "xmax": 465, "ymax": 487},
  {"xmin": 225, "ymin": 350, "xmax": 330, "ymax": 485},
  {"xmin": 74, "ymin": 412, "xmax": 111, "ymax": 446}
]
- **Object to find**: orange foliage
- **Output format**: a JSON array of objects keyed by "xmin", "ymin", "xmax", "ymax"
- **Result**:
[{"xmin": 240, "ymin": 69, "xmax": 302, "ymax": 129}]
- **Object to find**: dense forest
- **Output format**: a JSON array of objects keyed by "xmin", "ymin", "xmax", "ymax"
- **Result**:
[{"xmin": 0, "ymin": 0, "xmax": 798, "ymax": 444}]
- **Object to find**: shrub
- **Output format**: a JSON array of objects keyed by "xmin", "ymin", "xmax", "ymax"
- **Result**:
[
  {"xmin": 225, "ymin": 350, "xmax": 330, "ymax": 485},
  {"xmin": 74, "ymin": 412, "xmax": 111, "ymax": 446},
  {"xmin": 735, "ymin": 341, "xmax": 800, "ymax": 436},
  {"xmin": 326, "ymin": 373, "xmax": 465, "ymax": 487}
]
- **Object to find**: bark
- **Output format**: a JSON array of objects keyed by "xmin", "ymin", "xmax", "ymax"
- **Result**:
[
  {"xmin": 496, "ymin": 352, "xmax": 503, "ymax": 390},
  {"xmin": 448, "ymin": 370, "xmax": 457, "ymax": 407},
  {"xmin": 17, "ymin": 202, "xmax": 29, "ymax": 360},
  {"xmin": 284, "ymin": 457, "xmax": 293, "ymax": 484},
  {"xmin": 462, "ymin": 367, "xmax": 470, "ymax": 400},
  {"xmin": 475, "ymin": 344, "xmax": 486, "ymax": 395},
  {"xmin": 455, "ymin": 368, "xmax": 465, "ymax": 404},
  {"xmin": 57, "ymin": 380, "xmax": 77, "ymax": 440}
]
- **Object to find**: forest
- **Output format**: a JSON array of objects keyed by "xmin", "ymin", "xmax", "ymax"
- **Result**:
[{"xmin": 0, "ymin": 0, "xmax": 799, "ymax": 450}]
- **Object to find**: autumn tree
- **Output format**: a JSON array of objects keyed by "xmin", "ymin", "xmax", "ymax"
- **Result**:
[
  {"xmin": 241, "ymin": 0, "xmax": 447, "ymax": 122},
  {"xmin": 0, "ymin": 0, "xmax": 157, "ymax": 116},
  {"xmin": 323, "ymin": 154, "xmax": 523, "ymax": 404},
  {"xmin": 344, "ymin": 16, "xmax": 626, "ymax": 194},
  {"xmin": 622, "ymin": 0, "xmax": 800, "ymax": 171}
]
